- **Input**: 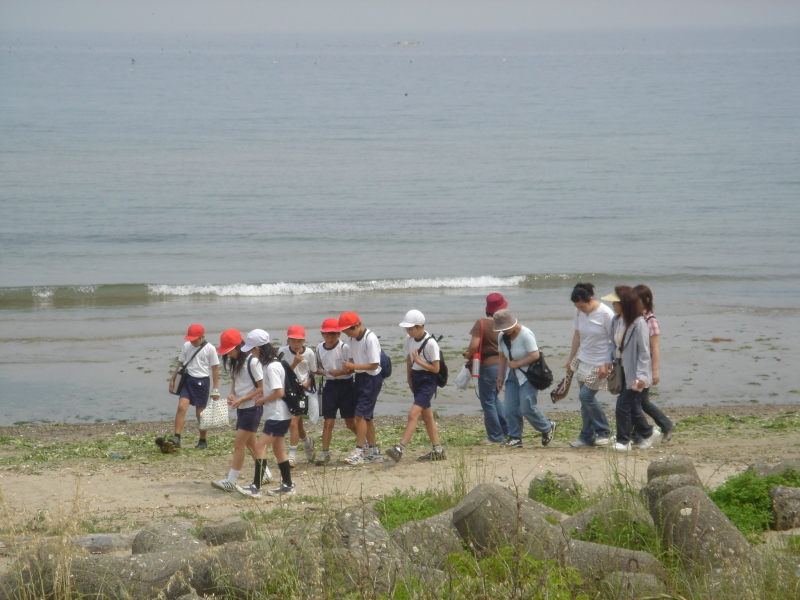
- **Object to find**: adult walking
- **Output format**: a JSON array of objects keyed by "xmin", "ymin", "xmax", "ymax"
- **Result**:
[
  {"xmin": 495, "ymin": 309, "xmax": 557, "ymax": 448},
  {"xmin": 605, "ymin": 287, "xmax": 660, "ymax": 451},
  {"xmin": 631, "ymin": 284, "xmax": 675, "ymax": 443},
  {"xmin": 463, "ymin": 293, "xmax": 509, "ymax": 444},
  {"xmin": 564, "ymin": 283, "xmax": 613, "ymax": 447}
]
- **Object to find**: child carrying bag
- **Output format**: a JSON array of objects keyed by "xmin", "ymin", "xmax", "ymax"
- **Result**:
[{"xmin": 171, "ymin": 342, "xmax": 208, "ymax": 396}]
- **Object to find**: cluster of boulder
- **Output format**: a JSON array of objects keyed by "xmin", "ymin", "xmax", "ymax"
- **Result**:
[{"xmin": 2, "ymin": 456, "xmax": 798, "ymax": 599}]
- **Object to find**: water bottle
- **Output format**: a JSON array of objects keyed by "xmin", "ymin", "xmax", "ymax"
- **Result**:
[{"xmin": 472, "ymin": 353, "xmax": 481, "ymax": 377}]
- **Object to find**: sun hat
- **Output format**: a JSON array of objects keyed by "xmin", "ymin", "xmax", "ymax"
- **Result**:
[
  {"xmin": 242, "ymin": 329, "xmax": 270, "ymax": 352},
  {"xmin": 492, "ymin": 309, "xmax": 518, "ymax": 332},
  {"xmin": 485, "ymin": 293, "xmax": 508, "ymax": 314},
  {"xmin": 287, "ymin": 325, "xmax": 306, "ymax": 340},
  {"xmin": 217, "ymin": 329, "xmax": 243, "ymax": 355},
  {"xmin": 184, "ymin": 324, "xmax": 205, "ymax": 341},
  {"xmin": 320, "ymin": 318, "xmax": 340, "ymax": 333},
  {"xmin": 601, "ymin": 292, "xmax": 621, "ymax": 302},
  {"xmin": 337, "ymin": 312, "xmax": 361, "ymax": 331},
  {"xmin": 399, "ymin": 309, "xmax": 425, "ymax": 327}
]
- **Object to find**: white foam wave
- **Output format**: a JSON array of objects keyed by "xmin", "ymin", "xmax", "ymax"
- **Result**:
[{"xmin": 149, "ymin": 276, "xmax": 524, "ymax": 298}]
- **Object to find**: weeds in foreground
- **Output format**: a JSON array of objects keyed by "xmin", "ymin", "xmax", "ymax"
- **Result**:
[{"xmin": 376, "ymin": 487, "xmax": 457, "ymax": 531}]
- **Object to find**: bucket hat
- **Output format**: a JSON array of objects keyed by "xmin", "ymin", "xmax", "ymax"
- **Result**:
[{"xmin": 492, "ymin": 309, "xmax": 518, "ymax": 332}]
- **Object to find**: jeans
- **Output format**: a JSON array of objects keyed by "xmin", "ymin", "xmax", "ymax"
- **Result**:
[
  {"xmin": 478, "ymin": 364, "xmax": 507, "ymax": 442},
  {"xmin": 504, "ymin": 377, "xmax": 552, "ymax": 439},
  {"xmin": 578, "ymin": 385, "xmax": 611, "ymax": 445},
  {"xmin": 615, "ymin": 388, "xmax": 654, "ymax": 444}
]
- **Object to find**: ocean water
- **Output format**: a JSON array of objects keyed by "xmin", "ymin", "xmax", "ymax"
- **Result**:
[{"xmin": 1, "ymin": 28, "xmax": 799, "ymax": 425}]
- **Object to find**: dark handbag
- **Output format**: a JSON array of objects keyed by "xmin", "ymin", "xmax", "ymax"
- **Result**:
[
  {"xmin": 501, "ymin": 335, "xmax": 554, "ymax": 391},
  {"xmin": 171, "ymin": 342, "xmax": 208, "ymax": 396},
  {"xmin": 607, "ymin": 318, "xmax": 632, "ymax": 395}
]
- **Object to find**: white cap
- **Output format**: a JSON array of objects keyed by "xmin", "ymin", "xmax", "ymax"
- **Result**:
[
  {"xmin": 242, "ymin": 328, "xmax": 270, "ymax": 352},
  {"xmin": 399, "ymin": 309, "xmax": 425, "ymax": 327}
]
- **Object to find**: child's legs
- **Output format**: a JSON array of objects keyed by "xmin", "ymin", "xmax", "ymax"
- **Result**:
[
  {"xmin": 344, "ymin": 417, "xmax": 357, "ymax": 434},
  {"xmin": 420, "ymin": 407, "xmax": 440, "ymax": 446},
  {"xmin": 408, "ymin": 370, "xmax": 437, "ymax": 445},
  {"xmin": 174, "ymin": 397, "xmax": 191, "ymax": 434},
  {"xmin": 400, "ymin": 405, "xmax": 423, "ymax": 446},
  {"xmin": 195, "ymin": 406, "xmax": 207, "ymax": 437},
  {"xmin": 179, "ymin": 376, "xmax": 210, "ymax": 436},
  {"xmin": 231, "ymin": 429, "xmax": 255, "ymax": 471},
  {"xmin": 289, "ymin": 416, "xmax": 306, "ymax": 446},
  {"xmin": 262, "ymin": 419, "xmax": 292, "ymax": 463},
  {"xmin": 271, "ymin": 435, "xmax": 288, "ymax": 463},
  {"xmin": 353, "ymin": 373, "xmax": 380, "ymax": 446},
  {"xmin": 322, "ymin": 419, "xmax": 336, "ymax": 450}
]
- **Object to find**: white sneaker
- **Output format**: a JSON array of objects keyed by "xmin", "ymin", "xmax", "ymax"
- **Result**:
[
  {"xmin": 343, "ymin": 452, "xmax": 364, "ymax": 465},
  {"xmin": 235, "ymin": 483, "xmax": 262, "ymax": 499},
  {"xmin": 638, "ymin": 429, "xmax": 662, "ymax": 450},
  {"xmin": 569, "ymin": 439, "xmax": 591, "ymax": 448},
  {"xmin": 614, "ymin": 442, "xmax": 632, "ymax": 452},
  {"xmin": 364, "ymin": 451, "xmax": 384, "ymax": 463},
  {"xmin": 288, "ymin": 456, "xmax": 297, "ymax": 469},
  {"xmin": 595, "ymin": 437, "xmax": 611, "ymax": 446},
  {"xmin": 303, "ymin": 437, "xmax": 316, "ymax": 463},
  {"xmin": 261, "ymin": 465, "xmax": 273, "ymax": 486},
  {"xmin": 211, "ymin": 479, "xmax": 236, "ymax": 492}
]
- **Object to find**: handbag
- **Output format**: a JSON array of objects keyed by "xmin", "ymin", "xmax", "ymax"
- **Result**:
[
  {"xmin": 501, "ymin": 335, "xmax": 554, "ymax": 391},
  {"xmin": 171, "ymin": 342, "xmax": 208, "ymax": 396},
  {"xmin": 454, "ymin": 364, "xmax": 472, "ymax": 390},
  {"xmin": 550, "ymin": 368, "xmax": 574, "ymax": 403},
  {"xmin": 199, "ymin": 396, "xmax": 230, "ymax": 430},
  {"xmin": 607, "ymin": 319, "xmax": 633, "ymax": 395}
]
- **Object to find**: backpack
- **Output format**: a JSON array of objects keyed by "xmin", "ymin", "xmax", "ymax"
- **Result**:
[
  {"xmin": 278, "ymin": 359, "xmax": 308, "ymax": 416},
  {"xmin": 418, "ymin": 333, "xmax": 448, "ymax": 388},
  {"xmin": 368, "ymin": 331, "xmax": 392, "ymax": 379}
]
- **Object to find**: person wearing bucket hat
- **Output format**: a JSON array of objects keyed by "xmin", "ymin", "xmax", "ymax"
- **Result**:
[
  {"xmin": 494, "ymin": 310, "xmax": 557, "ymax": 448},
  {"xmin": 278, "ymin": 326, "xmax": 318, "ymax": 467},
  {"xmin": 463, "ymin": 293, "xmax": 509, "ymax": 444},
  {"xmin": 338, "ymin": 311, "xmax": 385, "ymax": 465},
  {"xmin": 167, "ymin": 324, "xmax": 220, "ymax": 450},
  {"xmin": 211, "ymin": 329, "xmax": 273, "ymax": 493},
  {"xmin": 315, "ymin": 318, "xmax": 358, "ymax": 465}
]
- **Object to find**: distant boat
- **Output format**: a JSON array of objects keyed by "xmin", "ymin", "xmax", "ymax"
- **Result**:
[{"xmin": 396, "ymin": 41, "xmax": 421, "ymax": 47}]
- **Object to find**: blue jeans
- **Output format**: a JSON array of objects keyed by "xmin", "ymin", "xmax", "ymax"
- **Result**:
[
  {"xmin": 578, "ymin": 385, "xmax": 611, "ymax": 445},
  {"xmin": 478, "ymin": 364, "xmax": 507, "ymax": 442},
  {"xmin": 504, "ymin": 377, "xmax": 552, "ymax": 439},
  {"xmin": 615, "ymin": 388, "xmax": 654, "ymax": 444}
]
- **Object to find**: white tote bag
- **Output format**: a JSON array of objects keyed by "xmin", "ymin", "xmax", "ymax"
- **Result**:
[
  {"xmin": 307, "ymin": 391, "xmax": 320, "ymax": 425},
  {"xmin": 199, "ymin": 397, "xmax": 230, "ymax": 430},
  {"xmin": 454, "ymin": 364, "xmax": 472, "ymax": 390}
]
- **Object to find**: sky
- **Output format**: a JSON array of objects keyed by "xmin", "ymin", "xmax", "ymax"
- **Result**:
[{"xmin": 3, "ymin": 0, "xmax": 800, "ymax": 35}]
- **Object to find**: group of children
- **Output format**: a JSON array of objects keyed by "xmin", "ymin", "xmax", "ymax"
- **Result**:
[{"xmin": 168, "ymin": 310, "xmax": 445, "ymax": 499}]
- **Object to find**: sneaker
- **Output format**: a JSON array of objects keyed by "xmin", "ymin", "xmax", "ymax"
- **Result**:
[
  {"xmin": 343, "ymin": 452, "xmax": 364, "ymax": 465},
  {"xmin": 211, "ymin": 479, "xmax": 236, "ymax": 492},
  {"xmin": 386, "ymin": 445, "xmax": 403, "ymax": 462},
  {"xmin": 315, "ymin": 453, "xmax": 331, "ymax": 466},
  {"xmin": 569, "ymin": 439, "xmax": 591, "ymax": 448},
  {"xmin": 614, "ymin": 441, "xmax": 632, "ymax": 452},
  {"xmin": 661, "ymin": 425, "xmax": 676, "ymax": 443},
  {"xmin": 195, "ymin": 439, "xmax": 208, "ymax": 449},
  {"xmin": 638, "ymin": 429, "xmax": 662, "ymax": 450},
  {"xmin": 303, "ymin": 437, "xmax": 316, "ymax": 463},
  {"xmin": 261, "ymin": 465, "xmax": 273, "ymax": 486},
  {"xmin": 235, "ymin": 483, "xmax": 262, "ymax": 499},
  {"xmin": 502, "ymin": 437, "xmax": 523, "ymax": 448},
  {"xmin": 418, "ymin": 449, "xmax": 447, "ymax": 462},
  {"xmin": 479, "ymin": 438, "xmax": 501, "ymax": 445},
  {"xmin": 542, "ymin": 421, "xmax": 557, "ymax": 447},
  {"xmin": 170, "ymin": 436, "xmax": 181, "ymax": 449},
  {"xmin": 267, "ymin": 483, "xmax": 296, "ymax": 496},
  {"xmin": 595, "ymin": 437, "xmax": 611, "ymax": 446},
  {"xmin": 364, "ymin": 451, "xmax": 384, "ymax": 463},
  {"xmin": 288, "ymin": 456, "xmax": 297, "ymax": 469}
]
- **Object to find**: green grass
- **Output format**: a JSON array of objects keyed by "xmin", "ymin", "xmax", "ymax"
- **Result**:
[{"xmin": 375, "ymin": 487, "xmax": 457, "ymax": 531}]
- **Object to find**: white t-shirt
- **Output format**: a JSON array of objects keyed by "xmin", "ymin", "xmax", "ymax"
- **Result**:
[
  {"xmin": 573, "ymin": 303, "xmax": 615, "ymax": 366},
  {"xmin": 178, "ymin": 341, "xmax": 220, "ymax": 378},
  {"xmin": 316, "ymin": 340, "xmax": 353, "ymax": 381},
  {"xmin": 349, "ymin": 329, "xmax": 382, "ymax": 377},
  {"xmin": 404, "ymin": 333, "xmax": 441, "ymax": 371},
  {"xmin": 278, "ymin": 345, "xmax": 318, "ymax": 386},
  {"xmin": 233, "ymin": 355, "xmax": 263, "ymax": 410},
  {"xmin": 262, "ymin": 361, "xmax": 292, "ymax": 421},
  {"xmin": 498, "ymin": 326, "xmax": 539, "ymax": 385}
]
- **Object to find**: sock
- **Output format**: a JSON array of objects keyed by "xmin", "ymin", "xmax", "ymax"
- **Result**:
[
  {"xmin": 253, "ymin": 459, "xmax": 267, "ymax": 487},
  {"xmin": 354, "ymin": 446, "xmax": 363, "ymax": 455},
  {"xmin": 289, "ymin": 445, "xmax": 297, "ymax": 458},
  {"xmin": 174, "ymin": 434, "xmax": 181, "ymax": 440},
  {"xmin": 370, "ymin": 445, "xmax": 379, "ymax": 454},
  {"xmin": 278, "ymin": 460, "xmax": 293, "ymax": 487},
  {"xmin": 398, "ymin": 443, "xmax": 406, "ymax": 451},
  {"xmin": 301, "ymin": 436, "xmax": 312, "ymax": 448},
  {"xmin": 227, "ymin": 469, "xmax": 239, "ymax": 483},
  {"xmin": 322, "ymin": 450, "xmax": 330, "ymax": 456},
  {"xmin": 433, "ymin": 445, "xmax": 443, "ymax": 453}
]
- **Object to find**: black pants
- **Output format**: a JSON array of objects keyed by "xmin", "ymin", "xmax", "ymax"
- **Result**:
[{"xmin": 615, "ymin": 388, "xmax": 654, "ymax": 444}]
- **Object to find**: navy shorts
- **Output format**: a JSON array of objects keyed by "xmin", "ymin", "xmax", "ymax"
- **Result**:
[
  {"xmin": 236, "ymin": 406, "xmax": 263, "ymax": 433},
  {"xmin": 262, "ymin": 419, "xmax": 292, "ymax": 437},
  {"xmin": 182, "ymin": 376, "xmax": 210, "ymax": 408},
  {"xmin": 354, "ymin": 372, "xmax": 382, "ymax": 420},
  {"xmin": 411, "ymin": 370, "xmax": 437, "ymax": 409},
  {"xmin": 322, "ymin": 378, "xmax": 356, "ymax": 420}
]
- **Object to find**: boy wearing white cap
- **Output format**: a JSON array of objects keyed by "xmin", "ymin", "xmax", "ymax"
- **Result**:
[{"xmin": 386, "ymin": 310, "xmax": 446, "ymax": 462}]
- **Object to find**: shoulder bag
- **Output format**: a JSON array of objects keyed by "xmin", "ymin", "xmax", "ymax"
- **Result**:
[
  {"xmin": 607, "ymin": 318, "xmax": 633, "ymax": 395},
  {"xmin": 171, "ymin": 342, "xmax": 208, "ymax": 396},
  {"xmin": 501, "ymin": 334, "xmax": 554, "ymax": 391}
]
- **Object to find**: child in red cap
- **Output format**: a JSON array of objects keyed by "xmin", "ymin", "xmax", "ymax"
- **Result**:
[
  {"xmin": 168, "ymin": 324, "xmax": 220, "ymax": 449},
  {"xmin": 278, "ymin": 325, "xmax": 318, "ymax": 467}
]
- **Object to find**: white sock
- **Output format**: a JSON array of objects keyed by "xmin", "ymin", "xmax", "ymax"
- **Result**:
[
  {"xmin": 227, "ymin": 469, "xmax": 240, "ymax": 483},
  {"xmin": 289, "ymin": 445, "xmax": 297, "ymax": 458}
]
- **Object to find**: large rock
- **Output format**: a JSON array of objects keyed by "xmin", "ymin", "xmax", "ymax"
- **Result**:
[
  {"xmin": 558, "ymin": 539, "xmax": 664, "ymax": 581},
  {"xmin": 560, "ymin": 493, "xmax": 653, "ymax": 539},
  {"xmin": 747, "ymin": 460, "xmax": 800, "ymax": 478},
  {"xmin": 132, "ymin": 522, "xmax": 206, "ymax": 555},
  {"xmin": 600, "ymin": 571, "xmax": 665, "ymax": 599},
  {"xmin": 528, "ymin": 473, "xmax": 580, "ymax": 503},
  {"xmin": 653, "ymin": 486, "xmax": 751, "ymax": 572},
  {"xmin": 770, "ymin": 485, "xmax": 800, "ymax": 531},
  {"xmin": 71, "ymin": 532, "xmax": 139, "ymax": 554},
  {"xmin": 452, "ymin": 483, "xmax": 566, "ymax": 559},
  {"xmin": 640, "ymin": 473, "xmax": 703, "ymax": 512},
  {"xmin": 390, "ymin": 509, "xmax": 463, "ymax": 569},
  {"xmin": 647, "ymin": 455, "xmax": 700, "ymax": 483},
  {"xmin": 198, "ymin": 518, "xmax": 256, "ymax": 546}
]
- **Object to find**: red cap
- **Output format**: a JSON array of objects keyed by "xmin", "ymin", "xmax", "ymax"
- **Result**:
[
  {"xmin": 184, "ymin": 324, "xmax": 205, "ymax": 341},
  {"xmin": 320, "ymin": 318, "xmax": 340, "ymax": 333},
  {"xmin": 286, "ymin": 325, "xmax": 306, "ymax": 340},
  {"xmin": 485, "ymin": 293, "xmax": 508, "ymax": 314},
  {"xmin": 337, "ymin": 311, "xmax": 361, "ymax": 331},
  {"xmin": 217, "ymin": 329, "xmax": 243, "ymax": 355}
]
